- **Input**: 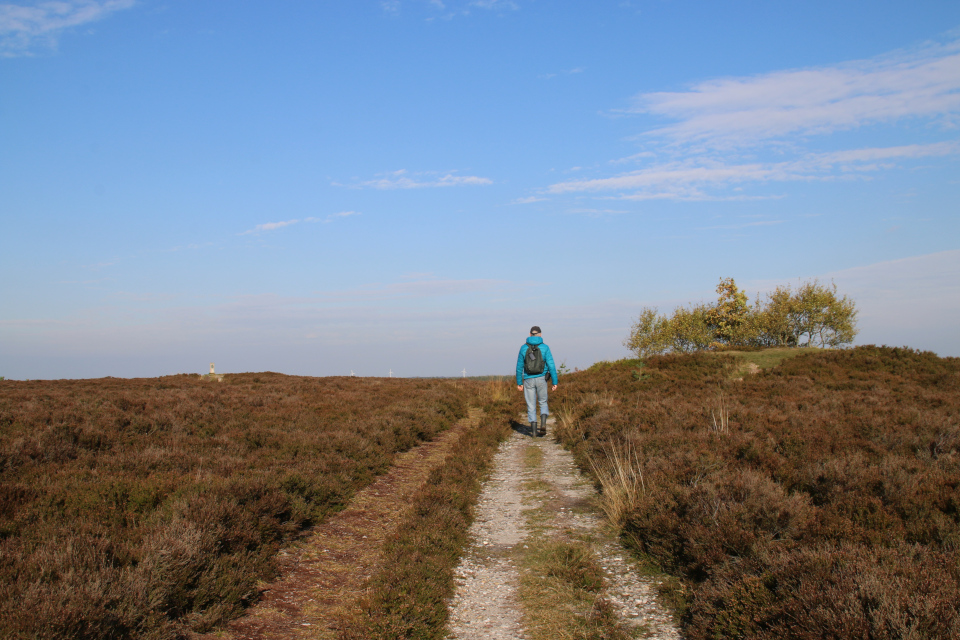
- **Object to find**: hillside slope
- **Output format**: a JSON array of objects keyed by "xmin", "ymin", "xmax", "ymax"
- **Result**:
[{"xmin": 554, "ymin": 346, "xmax": 960, "ymax": 640}]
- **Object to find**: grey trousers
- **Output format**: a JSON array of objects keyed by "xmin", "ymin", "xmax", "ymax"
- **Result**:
[{"xmin": 523, "ymin": 376, "xmax": 549, "ymax": 423}]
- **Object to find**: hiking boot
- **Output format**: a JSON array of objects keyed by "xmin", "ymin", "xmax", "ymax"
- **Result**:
[
  {"xmin": 538, "ymin": 414, "xmax": 547, "ymax": 436},
  {"xmin": 530, "ymin": 421, "xmax": 538, "ymax": 437}
]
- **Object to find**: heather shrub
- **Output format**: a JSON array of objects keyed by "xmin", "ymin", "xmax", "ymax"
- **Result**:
[
  {"xmin": 555, "ymin": 346, "xmax": 960, "ymax": 639},
  {"xmin": 0, "ymin": 374, "xmax": 471, "ymax": 638},
  {"xmin": 690, "ymin": 543, "xmax": 960, "ymax": 640}
]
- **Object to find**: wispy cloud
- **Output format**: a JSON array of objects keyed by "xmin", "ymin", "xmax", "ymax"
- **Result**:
[
  {"xmin": 241, "ymin": 212, "xmax": 360, "ymax": 235},
  {"xmin": 567, "ymin": 208, "xmax": 628, "ymax": 217},
  {"xmin": 0, "ymin": 0, "xmax": 135, "ymax": 56},
  {"xmin": 242, "ymin": 219, "xmax": 299, "ymax": 235},
  {"xmin": 467, "ymin": 0, "xmax": 519, "ymax": 10},
  {"xmin": 422, "ymin": 0, "xmax": 519, "ymax": 20},
  {"xmin": 345, "ymin": 169, "xmax": 493, "ymax": 189},
  {"xmin": 321, "ymin": 210, "xmax": 361, "ymax": 222},
  {"xmin": 540, "ymin": 66, "xmax": 585, "ymax": 80},
  {"xmin": 547, "ymin": 141, "xmax": 959, "ymax": 200},
  {"xmin": 512, "ymin": 195, "xmax": 547, "ymax": 204},
  {"xmin": 545, "ymin": 35, "xmax": 960, "ymax": 203},
  {"xmin": 380, "ymin": 0, "xmax": 401, "ymax": 16},
  {"xmin": 627, "ymin": 37, "xmax": 960, "ymax": 148}
]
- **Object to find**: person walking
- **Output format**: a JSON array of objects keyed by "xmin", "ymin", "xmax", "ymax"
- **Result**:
[{"xmin": 516, "ymin": 326, "xmax": 558, "ymax": 437}]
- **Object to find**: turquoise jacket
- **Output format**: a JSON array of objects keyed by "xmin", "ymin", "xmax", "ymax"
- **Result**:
[{"xmin": 516, "ymin": 336, "xmax": 558, "ymax": 385}]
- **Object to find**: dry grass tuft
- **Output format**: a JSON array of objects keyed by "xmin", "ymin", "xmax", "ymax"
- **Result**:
[
  {"xmin": 476, "ymin": 376, "xmax": 512, "ymax": 405},
  {"xmin": 589, "ymin": 442, "xmax": 645, "ymax": 528},
  {"xmin": 553, "ymin": 410, "xmax": 585, "ymax": 443},
  {"xmin": 709, "ymin": 387, "xmax": 730, "ymax": 434}
]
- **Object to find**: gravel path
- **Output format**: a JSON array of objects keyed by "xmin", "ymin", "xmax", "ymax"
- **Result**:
[{"xmin": 447, "ymin": 417, "xmax": 682, "ymax": 639}]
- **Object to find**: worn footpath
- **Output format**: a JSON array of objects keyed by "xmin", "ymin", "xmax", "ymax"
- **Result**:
[
  {"xmin": 447, "ymin": 417, "xmax": 682, "ymax": 639},
  {"xmin": 194, "ymin": 409, "xmax": 483, "ymax": 640}
]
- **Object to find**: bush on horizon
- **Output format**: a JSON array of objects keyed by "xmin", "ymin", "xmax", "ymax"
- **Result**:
[{"xmin": 625, "ymin": 278, "xmax": 858, "ymax": 358}]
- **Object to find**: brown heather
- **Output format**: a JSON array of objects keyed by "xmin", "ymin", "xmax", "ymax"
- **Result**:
[
  {"xmin": 0, "ymin": 373, "xmax": 470, "ymax": 639},
  {"xmin": 554, "ymin": 346, "xmax": 960, "ymax": 640}
]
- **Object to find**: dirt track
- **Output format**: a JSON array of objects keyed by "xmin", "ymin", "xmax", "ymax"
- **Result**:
[
  {"xmin": 194, "ymin": 409, "xmax": 483, "ymax": 640},
  {"xmin": 447, "ymin": 416, "xmax": 681, "ymax": 639}
]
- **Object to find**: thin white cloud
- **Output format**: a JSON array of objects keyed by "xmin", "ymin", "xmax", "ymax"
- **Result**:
[
  {"xmin": 567, "ymin": 208, "xmax": 628, "ymax": 217},
  {"xmin": 610, "ymin": 151, "xmax": 656, "ymax": 164},
  {"xmin": 349, "ymin": 169, "xmax": 493, "ymax": 190},
  {"xmin": 468, "ymin": 0, "xmax": 518, "ymax": 10},
  {"xmin": 423, "ymin": 0, "xmax": 519, "ymax": 20},
  {"xmin": 0, "ymin": 0, "xmax": 135, "ymax": 55},
  {"xmin": 380, "ymin": 0, "xmax": 401, "ymax": 16},
  {"xmin": 813, "ymin": 141, "xmax": 959, "ymax": 166},
  {"xmin": 242, "ymin": 211, "xmax": 360, "ymax": 234},
  {"xmin": 540, "ymin": 66, "xmax": 585, "ymax": 80},
  {"xmin": 547, "ymin": 141, "xmax": 959, "ymax": 200},
  {"xmin": 241, "ymin": 219, "xmax": 300, "ymax": 235},
  {"xmin": 512, "ymin": 196, "xmax": 547, "ymax": 204},
  {"xmin": 323, "ymin": 210, "xmax": 361, "ymax": 222},
  {"xmin": 628, "ymin": 37, "xmax": 960, "ymax": 148}
]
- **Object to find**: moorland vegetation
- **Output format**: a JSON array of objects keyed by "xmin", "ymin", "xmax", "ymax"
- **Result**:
[
  {"xmin": 340, "ymin": 381, "xmax": 517, "ymax": 639},
  {"xmin": 0, "ymin": 373, "xmax": 473, "ymax": 639},
  {"xmin": 555, "ymin": 346, "xmax": 960, "ymax": 639},
  {"xmin": 626, "ymin": 278, "xmax": 858, "ymax": 357}
]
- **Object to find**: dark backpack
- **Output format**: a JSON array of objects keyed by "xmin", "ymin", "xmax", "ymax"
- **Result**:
[{"xmin": 524, "ymin": 344, "xmax": 545, "ymax": 375}]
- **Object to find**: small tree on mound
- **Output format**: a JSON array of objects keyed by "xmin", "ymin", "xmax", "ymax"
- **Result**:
[
  {"xmin": 625, "ymin": 278, "xmax": 858, "ymax": 357},
  {"xmin": 753, "ymin": 280, "xmax": 858, "ymax": 348},
  {"xmin": 705, "ymin": 277, "xmax": 750, "ymax": 348}
]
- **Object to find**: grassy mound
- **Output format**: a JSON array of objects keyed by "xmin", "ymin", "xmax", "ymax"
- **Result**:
[{"xmin": 554, "ymin": 346, "xmax": 960, "ymax": 639}]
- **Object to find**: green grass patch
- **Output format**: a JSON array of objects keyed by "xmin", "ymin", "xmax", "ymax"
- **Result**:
[
  {"xmin": 519, "ymin": 537, "xmax": 634, "ymax": 640},
  {"xmin": 523, "ymin": 444, "xmax": 545, "ymax": 468},
  {"xmin": 718, "ymin": 346, "xmax": 817, "ymax": 370}
]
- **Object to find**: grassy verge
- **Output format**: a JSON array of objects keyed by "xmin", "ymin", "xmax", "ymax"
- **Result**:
[{"xmin": 337, "ymin": 395, "xmax": 516, "ymax": 640}]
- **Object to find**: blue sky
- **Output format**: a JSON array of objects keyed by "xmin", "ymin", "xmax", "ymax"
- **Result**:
[{"xmin": 2, "ymin": 1, "xmax": 959, "ymax": 379}]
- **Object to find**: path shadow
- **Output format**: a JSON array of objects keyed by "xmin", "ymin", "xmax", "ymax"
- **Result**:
[{"xmin": 510, "ymin": 419, "xmax": 538, "ymax": 438}]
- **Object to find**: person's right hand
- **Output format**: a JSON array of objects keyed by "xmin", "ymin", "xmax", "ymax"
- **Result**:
[{"xmin": 517, "ymin": 385, "xmax": 523, "ymax": 391}]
